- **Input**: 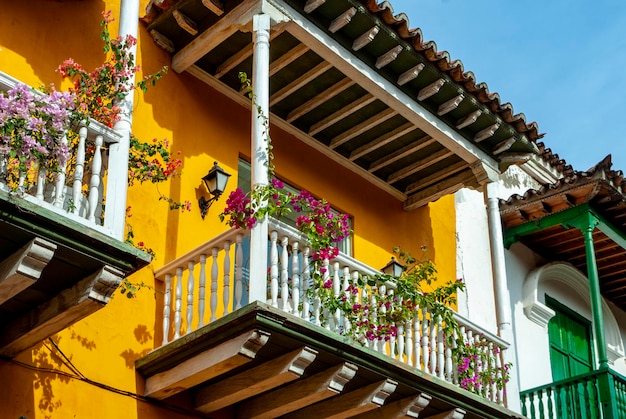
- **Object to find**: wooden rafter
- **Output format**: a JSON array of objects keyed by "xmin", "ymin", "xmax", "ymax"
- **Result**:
[
  {"xmin": 308, "ymin": 94, "xmax": 376, "ymax": 135},
  {"xmin": 438, "ymin": 94, "xmax": 464, "ymax": 115},
  {"xmin": 369, "ymin": 136, "xmax": 436, "ymax": 172},
  {"xmin": 398, "ymin": 63, "xmax": 424, "ymax": 86},
  {"xmin": 388, "ymin": 148, "xmax": 452, "ymax": 184},
  {"xmin": 404, "ymin": 169, "xmax": 481, "ymax": 210},
  {"xmin": 405, "ymin": 160, "xmax": 467, "ymax": 194},
  {"xmin": 270, "ymin": 61, "xmax": 332, "ymax": 106},
  {"xmin": 349, "ymin": 122, "xmax": 415, "ymax": 161},
  {"xmin": 352, "ymin": 27, "xmax": 379, "ymax": 51},
  {"xmin": 376, "ymin": 45, "xmax": 403, "ymax": 69},
  {"xmin": 270, "ymin": 43, "xmax": 309, "ymax": 77},
  {"xmin": 287, "ymin": 78, "xmax": 354, "ymax": 122},
  {"xmin": 329, "ymin": 8, "xmax": 357, "ymax": 33},
  {"xmin": 201, "ymin": 0, "xmax": 224, "ymax": 16},
  {"xmin": 173, "ymin": 9, "xmax": 198, "ymax": 36},
  {"xmin": 330, "ymin": 108, "xmax": 396, "ymax": 149}
]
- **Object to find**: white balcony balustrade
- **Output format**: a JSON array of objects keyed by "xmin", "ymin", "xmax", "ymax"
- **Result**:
[
  {"xmin": 154, "ymin": 218, "xmax": 510, "ymax": 404},
  {"xmin": 0, "ymin": 71, "xmax": 126, "ymax": 239}
]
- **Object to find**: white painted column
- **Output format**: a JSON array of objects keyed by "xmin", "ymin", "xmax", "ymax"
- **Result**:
[
  {"xmin": 485, "ymin": 181, "xmax": 520, "ymax": 411},
  {"xmin": 248, "ymin": 14, "xmax": 271, "ymax": 303},
  {"xmin": 104, "ymin": 0, "xmax": 138, "ymax": 239}
]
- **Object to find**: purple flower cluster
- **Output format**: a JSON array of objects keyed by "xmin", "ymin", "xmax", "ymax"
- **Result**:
[
  {"xmin": 0, "ymin": 83, "xmax": 75, "ymax": 179},
  {"xmin": 222, "ymin": 187, "xmax": 256, "ymax": 229}
]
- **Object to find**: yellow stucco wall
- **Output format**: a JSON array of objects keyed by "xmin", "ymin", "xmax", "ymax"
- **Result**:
[{"xmin": 0, "ymin": 1, "xmax": 457, "ymax": 417}]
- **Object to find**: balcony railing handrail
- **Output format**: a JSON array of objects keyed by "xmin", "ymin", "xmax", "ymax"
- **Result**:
[
  {"xmin": 453, "ymin": 312, "xmax": 510, "ymax": 349},
  {"xmin": 520, "ymin": 365, "xmax": 626, "ymax": 396},
  {"xmin": 154, "ymin": 226, "xmax": 248, "ymax": 278}
]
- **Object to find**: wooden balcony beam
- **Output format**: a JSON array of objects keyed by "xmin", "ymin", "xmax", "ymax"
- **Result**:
[
  {"xmin": 0, "ymin": 265, "xmax": 123, "ymax": 358},
  {"xmin": 194, "ymin": 346, "xmax": 318, "ymax": 413},
  {"xmin": 330, "ymin": 108, "xmax": 396, "ymax": 149},
  {"xmin": 269, "ymin": 61, "xmax": 332, "ymax": 106},
  {"xmin": 144, "ymin": 329, "xmax": 270, "ymax": 399},
  {"xmin": 0, "ymin": 237, "xmax": 56, "ymax": 305},
  {"xmin": 369, "ymin": 136, "xmax": 436, "ymax": 173},
  {"xmin": 287, "ymin": 78, "xmax": 354, "ymax": 123},
  {"xmin": 308, "ymin": 94, "xmax": 376, "ymax": 136},
  {"xmin": 355, "ymin": 393, "xmax": 432, "ymax": 419},
  {"xmin": 283, "ymin": 379, "xmax": 397, "ymax": 419},
  {"xmin": 350, "ymin": 122, "xmax": 415, "ymax": 161}
]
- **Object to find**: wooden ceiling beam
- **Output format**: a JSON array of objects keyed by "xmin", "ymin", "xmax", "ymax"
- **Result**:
[
  {"xmin": 144, "ymin": 329, "xmax": 270, "ymax": 399},
  {"xmin": 309, "ymin": 94, "xmax": 376, "ymax": 136},
  {"xmin": 215, "ymin": 28, "xmax": 286, "ymax": 79},
  {"xmin": 404, "ymin": 170, "xmax": 477, "ymax": 210},
  {"xmin": 194, "ymin": 346, "xmax": 318, "ymax": 413},
  {"xmin": 474, "ymin": 123, "xmax": 500, "ymax": 142},
  {"xmin": 369, "ymin": 136, "xmax": 436, "ymax": 173},
  {"xmin": 387, "ymin": 148, "xmax": 452, "ymax": 184},
  {"xmin": 171, "ymin": 0, "xmax": 253, "ymax": 72},
  {"xmin": 270, "ymin": 43, "xmax": 309, "ymax": 77},
  {"xmin": 238, "ymin": 362, "xmax": 358, "ymax": 419},
  {"xmin": 287, "ymin": 78, "xmax": 354, "ymax": 122},
  {"xmin": 350, "ymin": 122, "xmax": 415, "ymax": 161},
  {"xmin": 330, "ymin": 108, "xmax": 396, "ymax": 149},
  {"xmin": 282, "ymin": 379, "xmax": 397, "ymax": 419},
  {"xmin": 270, "ymin": 61, "xmax": 333, "ymax": 106},
  {"xmin": 405, "ymin": 160, "xmax": 467, "ymax": 195}
]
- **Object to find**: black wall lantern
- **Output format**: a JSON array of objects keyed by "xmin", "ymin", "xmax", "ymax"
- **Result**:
[{"xmin": 199, "ymin": 161, "xmax": 231, "ymax": 219}]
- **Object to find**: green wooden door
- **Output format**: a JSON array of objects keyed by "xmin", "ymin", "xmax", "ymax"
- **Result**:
[{"xmin": 547, "ymin": 296, "xmax": 598, "ymax": 418}]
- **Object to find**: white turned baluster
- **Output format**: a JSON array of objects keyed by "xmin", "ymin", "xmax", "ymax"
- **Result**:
[
  {"xmin": 269, "ymin": 230, "xmax": 279, "ymax": 307},
  {"xmin": 0, "ymin": 152, "xmax": 6, "ymax": 182},
  {"xmin": 496, "ymin": 345, "xmax": 504, "ymax": 403},
  {"xmin": 406, "ymin": 318, "xmax": 414, "ymax": 366},
  {"xmin": 414, "ymin": 311, "xmax": 421, "ymax": 369},
  {"xmin": 430, "ymin": 314, "xmax": 437, "ymax": 374},
  {"xmin": 198, "ymin": 255, "xmax": 207, "ymax": 328},
  {"xmin": 342, "ymin": 268, "xmax": 354, "ymax": 335},
  {"xmin": 162, "ymin": 273, "xmax": 172, "ymax": 345},
  {"xmin": 223, "ymin": 241, "xmax": 231, "ymax": 315},
  {"xmin": 452, "ymin": 328, "xmax": 460, "ymax": 384},
  {"xmin": 397, "ymin": 323, "xmax": 405, "ymax": 362},
  {"xmin": 186, "ymin": 261, "xmax": 195, "ymax": 334},
  {"xmin": 86, "ymin": 134, "xmax": 103, "ymax": 223},
  {"xmin": 36, "ymin": 167, "xmax": 45, "ymax": 200},
  {"xmin": 332, "ymin": 261, "xmax": 341, "ymax": 332},
  {"xmin": 445, "ymin": 334, "xmax": 453, "ymax": 382},
  {"xmin": 488, "ymin": 342, "xmax": 496, "ymax": 401},
  {"xmin": 210, "ymin": 247, "xmax": 218, "ymax": 322},
  {"xmin": 235, "ymin": 234, "xmax": 244, "ymax": 310},
  {"xmin": 322, "ymin": 258, "xmax": 330, "ymax": 329},
  {"xmin": 422, "ymin": 308, "xmax": 430, "ymax": 374},
  {"xmin": 370, "ymin": 283, "xmax": 379, "ymax": 352},
  {"xmin": 437, "ymin": 316, "xmax": 445, "ymax": 379},
  {"xmin": 72, "ymin": 126, "xmax": 87, "ymax": 215},
  {"xmin": 301, "ymin": 246, "xmax": 311, "ymax": 320},
  {"xmin": 378, "ymin": 283, "xmax": 387, "ymax": 355},
  {"xmin": 174, "ymin": 267, "xmax": 183, "ymax": 339},
  {"xmin": 53, "ymin": 134, "xmax": 68, "ymax": 208},
  {"xmin": 280, "ymin": 236, "xmax": 289, "ymax": 312},
  {"xmin": 17, "ymin": 170, "xmax": 26, "ymax": 194},
  {"xmin": 291, "ymin": 241, "xmax": 300, "ymax": 315}
]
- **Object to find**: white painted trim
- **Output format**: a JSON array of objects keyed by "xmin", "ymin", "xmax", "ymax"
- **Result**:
[{"xmin": 524, "ymin": 262, "xmax": 625, "ymax": 360}]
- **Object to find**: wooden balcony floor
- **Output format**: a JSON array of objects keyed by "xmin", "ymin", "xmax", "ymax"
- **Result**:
[{"xmin": 136, "ymin": 302, "xmax": 523, "ymax": 419}]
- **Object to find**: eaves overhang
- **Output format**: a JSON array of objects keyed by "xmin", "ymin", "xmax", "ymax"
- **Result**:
[
  {"xmin": 500, "ymin": 156, "xmax": 626, "ymax": 310},
  {"xmin": 143, "ymin": 0, "xmax": 541, "ymax": 209}
]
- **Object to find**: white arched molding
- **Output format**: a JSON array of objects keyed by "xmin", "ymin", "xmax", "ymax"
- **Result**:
[{"xmin": 523, "ymin": 262, "xmax": 625, "ymax": 364}]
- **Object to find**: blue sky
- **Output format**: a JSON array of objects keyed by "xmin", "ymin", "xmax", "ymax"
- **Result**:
[{"xmin": 389, "ymin": 0, "xmax": 626, "ymax": 173}]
